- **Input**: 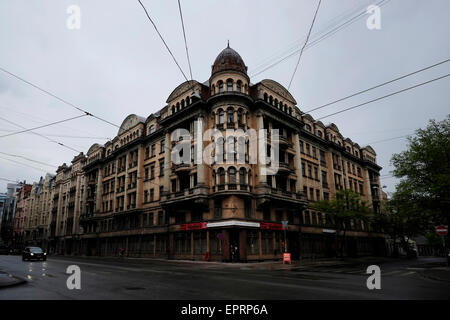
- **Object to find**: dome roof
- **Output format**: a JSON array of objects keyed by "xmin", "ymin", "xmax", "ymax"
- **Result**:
[{"xmin": 211, "ymin": 42, "xmax": 248, "ymax": 76}]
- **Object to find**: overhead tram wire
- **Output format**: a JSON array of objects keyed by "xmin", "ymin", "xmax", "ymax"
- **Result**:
[
  {"xmin": 0, "ymin": 130, "xmax": 110, "ymax": 140},
  {"xmin": 316, "ymin": 73, "xmax": 450, "ymax": 121},
  {"xmin": 305, "ymin": 58, "xmax": 450, "ymax": 113},
  {"xmin": 0, "ymin": 177, "xmax": 21, "ymax": 183},
  {"xmin": 0, "ymin": 156, "xmax": 51, "ymax": 173},
  {"xmin": 250, "ymin": 0, "xmax": 390, "ymax": 78},
  {"xmin": 287, "ymin": 0, "xmax": 322, "ymax": 90},
  {"xmin": 177, "ymin": 0, "xmax": 193, "ymax": 81},
  {"xmin": 0, "ymin": 116, "xmax": 81, "ymax": 153},
  {"xmin": 138, "ymin": 0, "xmax": 189, "ymax": 83},
  {"xmin": 0, "ymin": 66, "xmax": 120, "ymax": 128},
  {"xmin": 0, "ymin": 114, "xmax": 88, "ymax": 138},
  {"xmin": 0, "ymin": 151, "xmax": 58, "ymax": 168}
]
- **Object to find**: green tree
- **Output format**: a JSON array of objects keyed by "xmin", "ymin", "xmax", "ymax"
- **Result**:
[
  {"xmin": 391, "ymin": 115, "xmax": 450, "ymax": 227},
  {"xmin": 311, "ymin": 189, "xmax": 373, "ymax": 258},
  {"xmin": 375, "ymin": 191, "xmax": 432, "ymax": 257}
]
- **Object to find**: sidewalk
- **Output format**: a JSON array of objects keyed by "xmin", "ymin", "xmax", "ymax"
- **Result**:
[{"xmin": 0, "ymin": 271, "xmax": 26, "ymax": 288}]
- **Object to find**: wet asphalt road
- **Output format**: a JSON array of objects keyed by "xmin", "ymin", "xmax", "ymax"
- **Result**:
[{"xmin": 0, "ymin": 255, "xmax": 449, "ymax": 299}]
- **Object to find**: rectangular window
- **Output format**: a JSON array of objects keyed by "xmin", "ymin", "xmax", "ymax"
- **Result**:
[
  {"xmin": 159, "ymin": 160, "xmax": 165, "ymax": 176},
  {"xmin": 214, "ymin": 200, "xmax": 222, "ymax": 219},
  {"xmin": 299, "ymin": 140, "xmax": 304, "ymax": 153},
  {"xmin": 151, "ymin": 144, "xmax": 156, "ymax": 157},
  {"xmin": 308, "ymin": 165, "xmax": 312, "ymax": 178},
  {"xmin": 324, "ymin": 192, "xmax": 329, "ymax": 201},
  {"xmin": 314, "ymin": 167, "xmax": 318, "ymax": 180},
  {"xmin": 160, "ymin": 140, "xmax": 165, "ymax": 153},
  {"xmin": 144, "ymin": 190, "xmax": 148, "ymax": 203},
  {"xmin": 263, "ymin": 208, "xmax": 271, "ymax": 221},
  {"xmin": 150, "ymin": 165, "xmax": 155, "ymax": 179},
  {"xmin": 158, "ymin": 212, "xmax": 164, "ymax": 225},
  {"xmin": 302, "ymin": 163, "xmax": 306, "ymax": 176},
  {"xmin": 145, "ymin": 146, "xmax": 150, "ymax": 159},
  {"xmin": 150, "ymin": 189, "xmax": 154, "ymax": 202},
  {"xmin": 316, "ymin": 189, "xmax": 320, "ymax": 201},
  {"xmin": 306, "ymin": 143, "xmax": 310, "ymax": 155},
  {"xmin": 309, "ymin": 188, "xmax": 314, "ymax": 200}
]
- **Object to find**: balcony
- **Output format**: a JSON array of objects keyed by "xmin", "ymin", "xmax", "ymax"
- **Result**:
[
  {"xmin": 173, "ymin": 163, "xmax": 192, "ymax": 173},
  {"xmin": 277, "ymin": 162, "xmax": 293, "ymax": 174}
]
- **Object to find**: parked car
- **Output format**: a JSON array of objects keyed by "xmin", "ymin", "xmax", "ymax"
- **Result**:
[{"xmin": 22, "ymin": 247, "xmax": 47, "ymax": 261}]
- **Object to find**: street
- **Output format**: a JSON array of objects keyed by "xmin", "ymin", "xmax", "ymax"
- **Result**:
[{"xmin": 0, "ymin": 255, "xmax": 449, "ymax": 299}]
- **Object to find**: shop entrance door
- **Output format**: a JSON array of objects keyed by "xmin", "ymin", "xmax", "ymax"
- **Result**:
[{"xmin": 229, "ymin": 230, "xmax": 240, "ymax": 262}]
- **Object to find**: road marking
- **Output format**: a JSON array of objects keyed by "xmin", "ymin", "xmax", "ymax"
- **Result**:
[{"xmin": 400, "ymin": 271, "xmax": 416, "ymax": 277}]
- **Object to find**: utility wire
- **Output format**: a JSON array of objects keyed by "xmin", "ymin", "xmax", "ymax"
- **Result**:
[
  {"xmin": 0, "ymin": 116, "xmax": 81, "ymax": 153},
  {"xmin": 0, "ymin": 152, "xmax": 57, "ymax": 168},
  {"xmin": 287, "ymin": 0, "xmax": 322, "ymax": 90},
  {"xmin": 0, "ymin": 156, "xmax": 50, "ymax": 173},
  {"xmin": 0, "ymin": 130, "xmax": 110, "ymax": 140},
  {"xmin": 250, "ymin": 0, "xmax": 389, "ymax": 78},
  {"xmin": 316, "ymin": 73, "xmax": 450, "ymax": 121},
  {"xmin": 367, "ymin": 135, "xmax": 411, "ymax": 145},
  {"xmin": 177, "ymin": 0, "xmax": 193, "ymax": 81},
  {"xmin": 138, "ymin": 0, "xmax": 189, "ymax": 82},
  {"xmin": 0, "ymin": 66, "xmax": 120, "ymax": 128},
  {"xmin": 0, "ymin": 177, "xmax": 21, "ymax": 183},
  {"xmin": 305, "ymin": 58, "xmax": 450, "ymax": 113},
  {"xmin": 0, "ymin": 114, "xmax": 88, "ymax": 138}
]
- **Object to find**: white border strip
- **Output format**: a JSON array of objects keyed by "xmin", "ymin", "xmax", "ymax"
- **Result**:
[{"xmin": 207, "ymin": 220, "xmax": 260, "ymax": 228}]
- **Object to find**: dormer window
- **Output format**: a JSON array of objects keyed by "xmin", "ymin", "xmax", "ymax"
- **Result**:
[
  {"xmin": 305, "ymin": 124, "xmax": 312, "ymax": 132},
  {"xmin": 149, "ymin": 125, "xmax": 155, "ymax": 134}
]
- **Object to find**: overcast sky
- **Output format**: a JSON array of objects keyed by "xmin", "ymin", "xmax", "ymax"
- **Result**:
[{"xmin": 0, "ymin": 0, "xmax": 449, "ymax": 194}]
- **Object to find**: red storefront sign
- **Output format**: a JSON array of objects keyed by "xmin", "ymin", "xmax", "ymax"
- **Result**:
[
  {"xmin": 179, "ymin": 222, "xmax": 207, "ymax": 231},
  {"xmin": 260, "ymin": 222, "xmax": 284, "ymax": 230}
]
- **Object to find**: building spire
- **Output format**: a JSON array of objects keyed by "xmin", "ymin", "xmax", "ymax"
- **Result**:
[{"xmin": 227, "ymin": 40, "xmax": 230, "ymax": 48}]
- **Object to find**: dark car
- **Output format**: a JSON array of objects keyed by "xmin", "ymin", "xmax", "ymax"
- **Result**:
[{"xmin": 22, "ymin": 247, "xmax": 47, "ymax": 261}]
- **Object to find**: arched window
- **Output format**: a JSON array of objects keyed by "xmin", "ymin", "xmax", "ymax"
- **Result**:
[
  {"xmin": 269, "ymin": 96, "xmax": 273, "ymax": 105},
  {"xmin": 218, "ymin": 168, "xmax": 225, "ymax": 185},
  {"xmin": 218, "ymin": 81, "xmax": 224, "ymax": 93},
  {"xmin": 211, "ymin": 85, "xmax": 216, "ymax": 95},
  {"xmin": 264, "ymin": 93, "xmax": 268, "ymax": 102},
  {"xmin": 317, "ymin": 130, "xmax": 323, "ymax": 138},
  {"xmin": 237, "ymin": 109, "xmax": 243, "ymax": 125},
  {"xmin": 274, "ymin": 98, "xmax": 278, "ymax": 108},
  {"xmin": 244, "ymin": 84, "xmax": 248, "ymax": 93},
  {"xmin": 176, "ymin": 102, "xmax": 180, "ymax": 112},
  {"xmin": 227, "ymin": 136, "xmax": 235, "ymax": 161},
  {"xmin": 181, "ymin": 99, "xmax": 185, "ymax": 108},
  {"xmin": 239, "ymin": 168, "xmax": 246, "ymax": 185},
  {"xmin": 236, "ymin": 80, "xmax": 242, "ymax": 92},
  {"xmin": 227, "ymin": 109, "xmax": 234, "ymax": 124},
  {"xmin": 289, "ymin": 107, "xmax": 292, "ymax": 115},
  {"xmin": 186, "ymin": 96, "xmax": 190, "ymax": 105},
  {"xmin": 219, "ymin": 109, "xmax": 224, "ymax": 124},
  {"xmin": 172, "ymin": 105, "xmax": 175, "ymax": 114},
  {"xmin": 227, "ymin": 79, "xmax": 233, "ymax": 92},
  {"xmin": 228, "ymin": 167, "xmax": 236, "ymax": 184}
]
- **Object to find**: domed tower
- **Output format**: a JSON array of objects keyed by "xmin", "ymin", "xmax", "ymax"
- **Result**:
[{"xmin": 209, "ymin": 42, "xmax": 249, "ymax": 96}]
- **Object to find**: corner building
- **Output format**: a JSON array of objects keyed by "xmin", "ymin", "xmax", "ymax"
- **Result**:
[{"xmin": 77, "ymin": 45, "xmax": 384, "ymax": 261}]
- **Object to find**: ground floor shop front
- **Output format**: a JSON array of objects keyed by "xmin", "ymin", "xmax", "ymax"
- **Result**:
[{"xmin": 50, "ymin": 222, "xmax": 386, "ymax": 261}]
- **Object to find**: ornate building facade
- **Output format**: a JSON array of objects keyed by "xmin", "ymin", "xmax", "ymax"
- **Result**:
[{"xmin": 11, "ymin": 45, "xmax": 384, "ymax": 260}]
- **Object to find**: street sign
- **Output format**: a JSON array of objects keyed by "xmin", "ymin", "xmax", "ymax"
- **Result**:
[{"xmin": 435, "ymin": 225, "xmax": 448, "ymax": 236}]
